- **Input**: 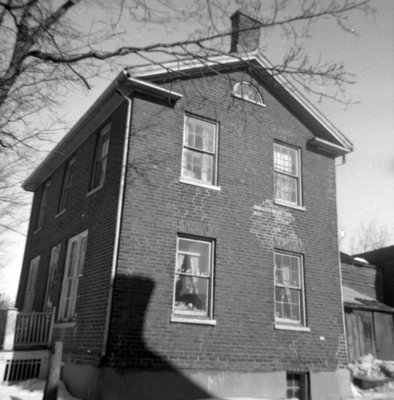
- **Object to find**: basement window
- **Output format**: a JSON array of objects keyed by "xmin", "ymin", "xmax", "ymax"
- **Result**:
[{"xmin": 287, "ymin": 372, "xmax": 309, "ymax": 400}]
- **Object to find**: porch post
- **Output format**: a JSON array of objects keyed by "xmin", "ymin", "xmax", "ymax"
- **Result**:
[{"xmin": 1, "ymin": 309, "xmax": 18, "ymax": 350}]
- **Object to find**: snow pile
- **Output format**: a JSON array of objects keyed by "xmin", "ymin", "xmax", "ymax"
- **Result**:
[
  {"xmin": 349, "ymin": 354, "xmax": 387, "ymax": 381},
  {"xmin": 348, "ymin": 354, "xmax": 394, "ymax": 399},
  {"xmin": 0, "ymin": 379, "xmax": 81, "ymax": 400}
]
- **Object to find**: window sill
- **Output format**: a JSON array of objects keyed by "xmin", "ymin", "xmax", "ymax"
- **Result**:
[
  {"xmin": 170, "ymin": 315, "xmax": 217, "ymax": 326},
  {"xmin": 86, "ymin": 184, "xmax": 104, "ymax": 198},
  {"xmin": 54, "ymin": 321, "xmax": 76, "ymax": 329},
  {"xmin": 274, "ymin": 323, "xmax": 310, "ymax": 332},
  {"xmin": 33, "ymin": 227, "xmax": 42, "ymax": 234},
  {"xmin": 233, "ymin": 94, "xmax": 266, "ymax": 108},
  {"xmin": 274, "ymin": 200, "xmax": 306, "ymax": 212},
  {"xmin": 54, "ymin": 209, "xmax": 66, "ymax": 219},
  {"xmin": 179, "ymin": 177, "xmax": 221, "ymax": 191}
]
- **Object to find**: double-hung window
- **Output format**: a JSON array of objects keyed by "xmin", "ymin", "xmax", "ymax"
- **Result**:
[
  {"xmin": 58, "ymin": 157, "xmax": 75, "ymax": 213},
  {"xmin": 23, "ymin": 256, "xmax": 40, "ymax": 312},
  {"xmin": 90, "ymin": 123, "xmax": 110, "ymax": 191},
  {"xmin": 274, "ymin": 143, "xmax": 302, "ymax": 206},
  {"xmin": 274, "ymin": 252, "xmax": 306, "ymax": 326},
  {"xmin": 58, "ymin": 231, "xmax": 88, "ymax": 322},
  {"xmin": 36, "ymin": 180, "xmax": 50, "ymax": 230},
  {"xmin": 44, "ymin": 244, "xmax": 61, "ymax": 312},
  {"xmin": 173, "ymin": 236, "xmax": 214, "ymax": 321},
  {"xmin": 181, "ymin": 115, "xmax": 218, "ymax": 187}
]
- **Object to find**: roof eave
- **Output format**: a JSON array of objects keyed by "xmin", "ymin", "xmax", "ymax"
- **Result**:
[
  {"xmin": 307, "ymin": 137, "xmax": 350, "ymax": 157},
  {"xmin": 23, "ymin": 74, "xmax": 183, "ymax": 192},
  {"xmin": 128, "ymin": 51, "xmax": 352, "ymax": 153}
]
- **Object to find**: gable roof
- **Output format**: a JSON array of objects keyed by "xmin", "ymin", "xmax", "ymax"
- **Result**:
[
  {"xmin": 23, "ymin": 51, "xmax": 353, "ymax": 192},
  {"xmin": 127, "ymin": 51, "xmax": 353, "ymax": 153}
]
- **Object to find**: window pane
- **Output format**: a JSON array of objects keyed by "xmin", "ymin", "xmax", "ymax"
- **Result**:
[
  {"xmin": 233, "ymin": 82, "xmax": 264, "ymax": 105},
  {"xmin": 186, "ymin": 118, "xmax": 215, "ymax": 153},
  {"xmin": 67, "ymin": 241, "xmax": 78, "ymax": 278},
  {"xmin": 182, "ymin": 149, "xmax": 213, "ymax": 184},
  {"xmin": 290, "ymin": 257, "xmax": 300, "ymax": 286},
  {"xmin": 276, "ymin": 287, "xmax": 301, "ymax": 321},
  {"xmin": 174, "ymin": 276, "xmax": 209, "ymax": 314},
  {"xmin": 274, "ymin": 145, "xmax": 298, "ymax": 176},
  {"xmin": 233, "ymin": 82, "xmax": 242, "ymax": 97},
  {"xmin": 91, "ymin": 125, "xmax": 110, "ymax": 190},
  {"xmin": 287, "ymin": 373, "xmax": 304, "ymax": 400},
  {"xmin": 275, "ymin": 174, "xmax": 298, "ymax": 204},
  {"xmin": 178, "ymin": 239, "xmax": 210, "ymax": 276}
]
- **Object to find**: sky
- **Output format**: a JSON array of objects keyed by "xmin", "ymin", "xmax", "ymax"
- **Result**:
[
  {"xmin": 1, "ymin": 0, "xmax": 393, "ymax": 301},
  {"xmin": 312, "ymin": 0, "xmax": 394, "ymax": 251}
]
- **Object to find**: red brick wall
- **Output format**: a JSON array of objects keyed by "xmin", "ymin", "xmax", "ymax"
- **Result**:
[
  {"xmin": 17, "ymin": 102, "xmax": 128, "ymax": 364},
  {"xmin": 108, "ymin": 71, "xmax": 347, "ymax": 372},
  {"xmin": 18, "ymin": 69, "xmax": 347, "ymax": 372}
]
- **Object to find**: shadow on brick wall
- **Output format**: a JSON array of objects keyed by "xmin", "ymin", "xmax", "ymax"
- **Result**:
[{"xmin": 100, "ymin": 275, "xmax": 213, "ymax": 400}]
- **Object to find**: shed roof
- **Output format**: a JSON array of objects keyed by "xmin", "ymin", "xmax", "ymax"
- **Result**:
[{"xmin": 343, "ymin": 285, "xmax": 394, "ymax": 313}]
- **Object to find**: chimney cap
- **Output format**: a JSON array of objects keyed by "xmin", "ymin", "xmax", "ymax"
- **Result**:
[{"xmin": 230, "ymin": 9, "xmax": 262, "ymax": 25}]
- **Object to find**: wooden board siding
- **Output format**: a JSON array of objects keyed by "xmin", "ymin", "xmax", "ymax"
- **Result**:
[
  {"xmin": 374, "ymin": 312, "xmax": 394, "ymax": 360},
  {"xmin": 345, "ymin": 308, "xmax": 394, "ymax": 361}
]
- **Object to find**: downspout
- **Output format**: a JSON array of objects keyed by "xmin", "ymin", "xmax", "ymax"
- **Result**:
[
  {"xmin": 337, "ymin": 248, "xmax": 349, "ymax": 365},
  {"xmin": 101, "ymin": 83, "xmax": 133, "ymax": 359}
]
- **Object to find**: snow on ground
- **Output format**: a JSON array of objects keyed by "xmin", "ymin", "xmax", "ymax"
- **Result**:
[
  {"xmin": 350, "ymin": 381, "xmax": 394, "ymax": 399},
  {"xmin": 0, "ymin": 379, "xmax": 80, "ymax": 400},
  {"xmin": 1, "ymin": 379, "xmax": 394, "ymax": 400}
]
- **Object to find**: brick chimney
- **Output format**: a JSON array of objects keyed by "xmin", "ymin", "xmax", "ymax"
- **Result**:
[{"xmin": 230, "ymin": 10, "xmax": 261, "ymax": 53}]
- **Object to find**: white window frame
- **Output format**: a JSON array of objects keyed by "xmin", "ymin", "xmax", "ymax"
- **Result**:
[
  {"xmin": 23, "ymin": 256, "xmax": 40, "ymax": 312},
  {"xmin": 58, "ymin": 156, "xmax": 76, "ymax": 213},
  {"xmin": 274, "ymin": 143, "xmax": 302, "ymax": 208},
  {"xmin": 89, "ymin": 123, "xmax": 110, "ymax": 193},
  {"xmin": 233, "ymin": 81, "xmax": 265, "ymax": 106},
  {"xmin": 171, "ymin": 236, "xmax": 215, "ymax": 324},
  {"xmin": 274, "ymin": 251, "xmax": 306, "ymax": 328},
  {"xmin": 180, "ymin": 115, "xmax": 219, "ymax": 189},
  {"xmin": 58, "ymin": 231, "xmax": 88, "ymax": 322},
  {"xmin": 35, "ymin": 181, "xmax": 50, "ymax": 231},
  {"xmin": 44, "ymin": 244, "xmax": 61, "ymax": 312}
]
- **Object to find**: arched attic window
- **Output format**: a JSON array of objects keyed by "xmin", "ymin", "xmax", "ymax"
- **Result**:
[{"xmin": 233, "ymin": 82, "xmax": 265, "ymax": 106}]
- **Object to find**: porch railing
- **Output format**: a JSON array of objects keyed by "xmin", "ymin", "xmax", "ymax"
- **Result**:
[{"xmin": 0, "ymin": 309, "xmax": 55, "ymax": 350}]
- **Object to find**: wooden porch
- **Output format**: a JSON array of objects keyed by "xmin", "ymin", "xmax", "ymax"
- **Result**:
[
  {"xmin": 0, "ymin": 309, "xmax": 55, "ymax": 350},
  {"xmin": 0, "ymin": 309, "xmax": 54, "ymax": 382}
]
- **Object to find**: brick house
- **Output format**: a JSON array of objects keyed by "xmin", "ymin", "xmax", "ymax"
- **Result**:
[{"xmin": 12, "ymin": 11, "xmax": 353, "ymax": 400}]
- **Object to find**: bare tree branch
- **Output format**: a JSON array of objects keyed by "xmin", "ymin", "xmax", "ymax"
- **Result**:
[{"xmin": 0, "ymin": 0, "xmax": 374, "ymax": 244}]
